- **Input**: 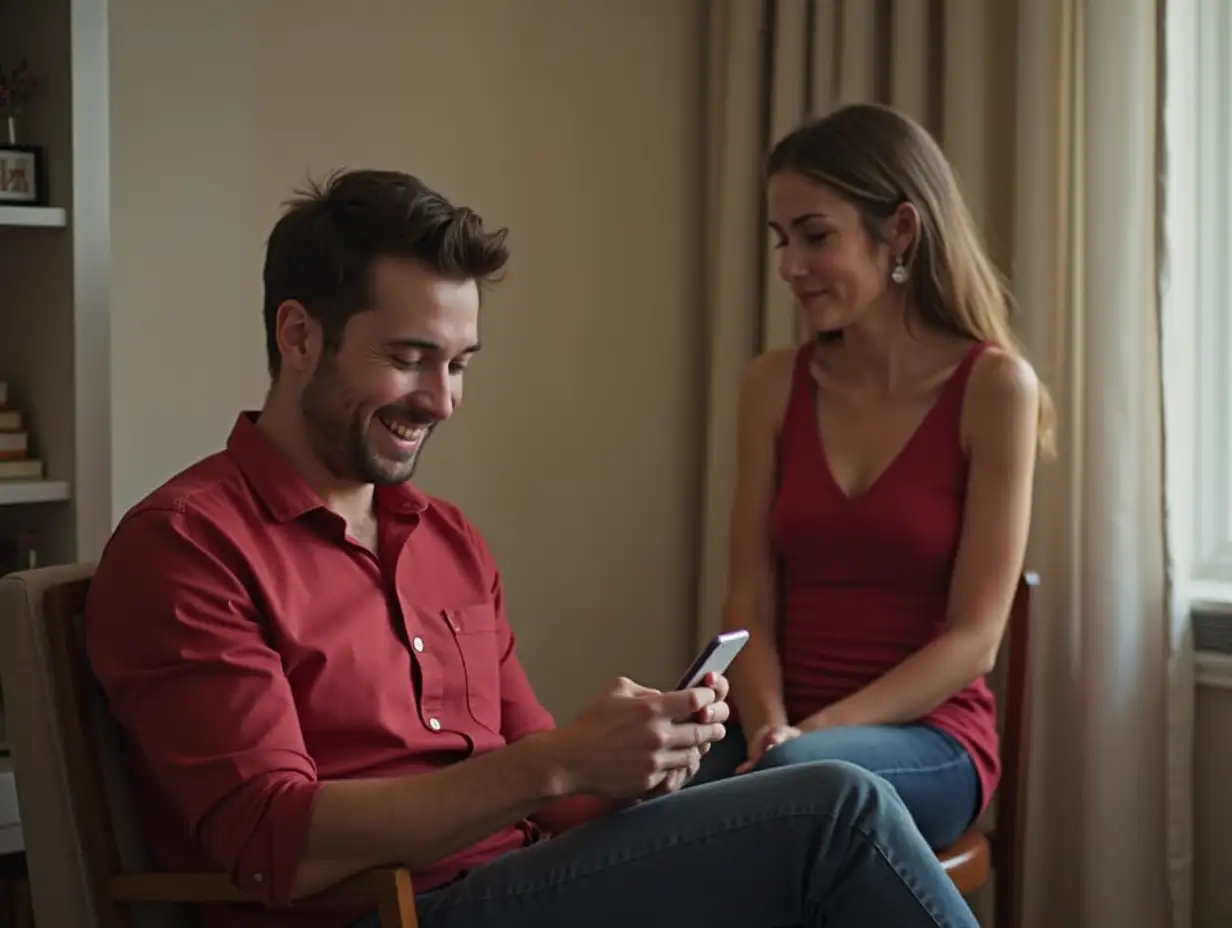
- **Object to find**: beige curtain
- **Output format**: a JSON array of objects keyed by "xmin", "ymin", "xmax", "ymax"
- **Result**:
[
  {"xmin": 697, "ymin": 1, "xmax": 1194, "ymax": 925},
  {"xmin": 1013, "ymin": 1, "xmax": 1194, "ymax": 925}
]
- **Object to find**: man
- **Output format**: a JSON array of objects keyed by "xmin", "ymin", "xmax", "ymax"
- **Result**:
[{"xmin": 85, "ymin": 169, "xmax": 979, "ymax": 928}]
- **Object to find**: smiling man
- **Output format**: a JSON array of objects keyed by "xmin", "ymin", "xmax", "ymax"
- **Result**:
[{"xmin": 83, "ymin": 169, "xmax": 980, "ymax": 928}]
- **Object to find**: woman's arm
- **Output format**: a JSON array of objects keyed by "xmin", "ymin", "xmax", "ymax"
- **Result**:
[
  {"xmin": 800, "ymin": 350, "xmax": 1041, "ymax": 732},
  {"xmin": 721, "ymin": 350, "xmax": 795, "ymax": 737}
]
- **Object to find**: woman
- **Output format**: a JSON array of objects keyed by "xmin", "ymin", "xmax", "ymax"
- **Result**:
[{"xmin": 690, "ymin": 103, "xmax": 1054, "ymax": 853}]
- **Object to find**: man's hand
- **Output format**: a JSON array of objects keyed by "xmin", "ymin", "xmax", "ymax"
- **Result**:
[
  {"xmin": 697, "ymin": 670, "xmax": 731, "ymax": 715},
  {"xmin": 545, "ymin": 674, "xmax": 729, "ymax": 800},
  {"xmin": 734, "ymin": 722, "xmax": 802, "ymax": 774},
  {"xmin": 642, "ymin": 671, "xmax": 730, "ymax": 797}
]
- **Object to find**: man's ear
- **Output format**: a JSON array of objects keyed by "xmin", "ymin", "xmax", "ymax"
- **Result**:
[{"xmin": 273, "ymin": 300, "xmax": 321, "ymax": 376}]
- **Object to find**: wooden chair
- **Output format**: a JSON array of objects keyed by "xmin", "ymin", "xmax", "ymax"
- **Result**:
[
  {"xmin": 936, "ymin": 571, "xmax": 1038, "ymax": 927},
  {"xmin": 36, "ymin": 569, "xmax": 419, "ymax": 928}
]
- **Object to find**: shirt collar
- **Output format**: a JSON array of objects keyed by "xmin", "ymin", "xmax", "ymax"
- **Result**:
[{"xmin": 226, "ymin": 412, "xmax": 431, "ymax": 523}]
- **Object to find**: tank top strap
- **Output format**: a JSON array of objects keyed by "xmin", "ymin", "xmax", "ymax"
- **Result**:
[
  {"xmin": 928, "ymin": 339, "xmax": 996, "ymax": 428},
  {"xmin": 956, "ymin": 338, "xmax": 995, "ymax": 376},
  {"xmin": 776, "ymin": 342, "xmax": 818, "ymax": 457},
  {"xmin": 940, "ymin": 339, "xmax": 994, "ymax": 402}
]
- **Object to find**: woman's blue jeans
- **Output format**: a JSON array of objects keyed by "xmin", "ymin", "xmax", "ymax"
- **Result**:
[{"xmin": 691, "ymin": 721, "xmax": 981, "ymax": 850}]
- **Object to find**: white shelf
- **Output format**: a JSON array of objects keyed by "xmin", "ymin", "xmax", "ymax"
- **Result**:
[
  {"xmin": 0, "ymin": 480, "xmax": 71, "ymax": 505},
  {"xmin": 0, "ymin": 205, "xmax": 67, "ymax": 228}
]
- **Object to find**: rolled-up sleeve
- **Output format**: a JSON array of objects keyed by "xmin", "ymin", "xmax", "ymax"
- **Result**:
[
  {"xmin": 463, "ymin": 519, "xmax": 556, "ymax": 743},
  {"xmin": 85, "ymin": 506, "xmax": 319, "ymax": 906},
  {"xmin": 493, "ymin": 577, "xmax": 556, "ymax": 742}
]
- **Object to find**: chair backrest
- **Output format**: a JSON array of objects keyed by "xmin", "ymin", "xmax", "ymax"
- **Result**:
[
  {"xmin": 992, "ymin": 572, "xmax": 1038, "ymax": 906},
  {"xmin": 0, "ymin": 566, "xmax": 187, "ymax": 928},
  {"xmin": 0, "ymin": 564, "xmax": 99, "ymax": 928},
  {"xmin": 42, "ymin": 573, "xmax": 150, "ymax": 928}
]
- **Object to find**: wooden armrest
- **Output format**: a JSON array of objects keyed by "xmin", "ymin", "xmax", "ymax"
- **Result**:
[
  {"xmin": 109, "ymin": 872, "xmax": 249, "ymax": 903},
  {"xmin": 109, "ymin": 866, "xmax": 416, "ymax": 924}
]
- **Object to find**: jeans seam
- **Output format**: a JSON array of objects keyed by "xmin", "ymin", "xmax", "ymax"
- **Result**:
[
  {"xmin": 854, "ymin": 816, "xmax": 957, "ymax": 928},
  {"xmin": 863, "ymin": 756, "xmax": 973, "ymax": 778}
]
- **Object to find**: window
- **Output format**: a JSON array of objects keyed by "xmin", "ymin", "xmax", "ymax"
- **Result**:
[
  {"xmin": 1165, "ymin": 0, "xmax": 1232, "ymax": 612},
  {"xmin": 1166, "ymin": 0, "xmax": 1232, "ymax": 686},
  {"xmin": 1190, "ymin": 0, "xmax": 1232, "ymax": 600}
]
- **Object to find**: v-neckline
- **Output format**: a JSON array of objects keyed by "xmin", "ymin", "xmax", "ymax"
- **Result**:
[{"xmin": 810, "ymin": 344, "xmax": 979, "ymax": 503}]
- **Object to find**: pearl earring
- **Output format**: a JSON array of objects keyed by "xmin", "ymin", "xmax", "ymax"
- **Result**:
[{"xmin": 890, "ymin": 257, "xmax": 909, "ymax": 284}]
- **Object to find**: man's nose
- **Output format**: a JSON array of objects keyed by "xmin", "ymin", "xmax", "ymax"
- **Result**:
[
  {"xmin": 413, "ymin": 370, "xmax": 455, "ymax": 421},
  {"xmin": 419, "ymin": 391, "xmax": 453, "ymax": 421}
]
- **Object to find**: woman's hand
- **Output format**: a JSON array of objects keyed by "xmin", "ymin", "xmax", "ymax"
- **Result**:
[{"xmin": 734, "ymin": 722, "xmax": 802, "ymax": 774}]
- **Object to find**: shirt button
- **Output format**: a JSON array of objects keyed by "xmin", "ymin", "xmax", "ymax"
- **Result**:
[
  {"xmin": 253, "ymin": 873, "xmax": 264, "ymax": 883},
  {"xmin": 428, "ymin": 717, "xmax": 442, "ymax": 731},
  {"xmin": 412, "ymin": 636, "xmax": 425, "ymax": 652}
]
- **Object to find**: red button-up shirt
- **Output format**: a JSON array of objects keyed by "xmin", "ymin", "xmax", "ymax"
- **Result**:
[{"xmin": 85, "ymin": 413, "xmax": 556, "ymax": 927}]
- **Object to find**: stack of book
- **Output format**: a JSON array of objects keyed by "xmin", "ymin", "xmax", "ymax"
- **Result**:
[{"xmin": 0, "ymin": 381, "xmax": 43, "ymax": 482}]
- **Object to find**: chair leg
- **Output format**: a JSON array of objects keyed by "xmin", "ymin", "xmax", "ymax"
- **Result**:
[
  {"xmin": 376, "ymin": 868, "xmax": 418, "ymax": 928},
  {"xmin": 993, "ymin": 867, "xmax": 1017, "ymax": 928}
]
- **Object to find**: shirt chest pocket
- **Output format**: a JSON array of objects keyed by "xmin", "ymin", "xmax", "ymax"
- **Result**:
[{"xmin": 443, "ymin": 603, "xmax": 503, "ymax": 733}]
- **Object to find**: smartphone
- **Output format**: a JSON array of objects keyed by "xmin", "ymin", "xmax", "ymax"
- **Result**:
[{"xmin": 674, "ymin": 629, "xmax": 750, "ymax": 690}]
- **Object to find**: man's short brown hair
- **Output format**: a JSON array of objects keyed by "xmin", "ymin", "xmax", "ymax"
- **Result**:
[{"xmin": 262, "ymin": 169, "xmax": 509, "ymax": 377}]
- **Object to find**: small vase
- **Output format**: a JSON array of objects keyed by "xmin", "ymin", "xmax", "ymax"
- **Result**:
[{"xmin": 4, "ymin": 116, "xmax": 14, "ymax": 146}]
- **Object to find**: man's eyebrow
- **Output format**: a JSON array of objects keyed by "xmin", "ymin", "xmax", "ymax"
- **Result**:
[{"xmin": 385, "ymin": 338, "xmax": 481, "ymax": 354}]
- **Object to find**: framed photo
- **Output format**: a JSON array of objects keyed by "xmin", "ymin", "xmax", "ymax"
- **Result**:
[{"xmin": 0, "ymin": 145, "xmax": 46, "ymax": 205}]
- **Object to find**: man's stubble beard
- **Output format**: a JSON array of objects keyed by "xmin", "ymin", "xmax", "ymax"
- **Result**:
[{"xmin": 300, "ymin": 352, "xmax": 429, "ymax": 487}]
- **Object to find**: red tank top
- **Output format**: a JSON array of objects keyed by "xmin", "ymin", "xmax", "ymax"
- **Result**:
[{"xmin": 770, "ymin": 340, "xmax": 1000, "ymax": 814}]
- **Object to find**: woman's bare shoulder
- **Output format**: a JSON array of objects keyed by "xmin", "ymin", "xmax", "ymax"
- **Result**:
[
  {"xmin": 740, "ymin": 346, "xmax": 800, "ymax": 426},
  {"xmin": 965, "ymin": 347, "xmax": 1041, "ymax": 450},
  {"xmin": 969, "ymin": 346, "xmax": 1039, "ymax": 408},
  {"xmin": 744, "ymin": 345, "xmax": 799, "ymax": 395}
]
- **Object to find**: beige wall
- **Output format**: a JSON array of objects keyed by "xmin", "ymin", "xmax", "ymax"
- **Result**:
[{"xmin": 108, "ymin": 0, "xmax": 706, "ymax": 718}]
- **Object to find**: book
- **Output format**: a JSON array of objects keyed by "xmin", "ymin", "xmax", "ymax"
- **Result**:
[
  {"xmin": 0, "ymin": 459, "xmax": 42, "ymax": 480},
  {"xmin": 0, "ymin": 433, "xmax": 27, "ymax": 461}
]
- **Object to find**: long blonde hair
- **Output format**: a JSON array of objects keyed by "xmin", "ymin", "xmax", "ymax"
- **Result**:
[{"xmin": 766, "ymin": 103, "xmax": 1056, "ymax": 457}]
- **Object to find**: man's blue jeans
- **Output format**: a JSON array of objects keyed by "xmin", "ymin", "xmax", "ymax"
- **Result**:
[{"xmin": 348, "ymin": 760, "xmax": 977, "ymax": 927}]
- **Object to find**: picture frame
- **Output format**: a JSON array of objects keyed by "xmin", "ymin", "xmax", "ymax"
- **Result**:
[{"xmin": 0, "ymin": 144, "xmax": 46, "ymax": 206}]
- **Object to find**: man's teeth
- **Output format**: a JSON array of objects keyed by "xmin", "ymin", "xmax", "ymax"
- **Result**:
[{"xmin": 380, "ymin": 417, "xmax": 424, "ymax": 442}]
